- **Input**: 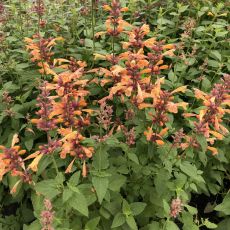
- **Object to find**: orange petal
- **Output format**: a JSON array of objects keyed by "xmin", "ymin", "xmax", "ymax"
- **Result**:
[
  {"xmin": 121, "ymin": 7, "xmax": 129, "ymax": 12},
  {"xmin": 31, "ymin": 119, "xmax": 39, "ymax": 124},
  {"xmin": 82, "ymin": 160, "xmax": 87, "ymax": 178},
  {"xmin": 176, "ymin": 102, "xmax": 188, "ymax": 110},
  {"xmin": 10, "ymin": 180, "xmax": 21, "ymax": 194},
  {"xmin": 144, "ymin": 37, "xmax": 156, "ymax": 47},
  {"xmin": 163, "ymin": 44, "xmax": 175, "ymax": 49},
  {"xmin": 209, "ymin": 130, "xmax": 224, "ymax": 140},
  {"xmin": 65, "ymin": 158, "xmax": 76, "ymax": 174},
  {"xmin": 27, "ymin": 153, "xmax": 43, "ymax": 172},
  {"xmin": 167, "ymin": 102, "xmax": 178, "ymax": 113},
  {"xmin": 137, "ymin": 83, "xmax": 144, "ymax": 104},
  {"xmin": 11, "ymin": 134, "xmax": 19, "ymax": 147},
  {"xmin": 24, "ymin": 151, "xmax": 40, "ymax": 161},
  {"xmin": 194, "ymin": 88, "xmax": 207, "ymax": 100},
  {"xmin": 207, "ymin": 146, "xmax": 218, "ymax": 155},
  {"xmin": 171, "ymin": 86, "xmax": 187, "ymax": 94},
  {"xmin": 159, "ymin": 128, "xmax": 168, "ymax": 137},
  {"xmin": 103, "ymin": 5, "xmax": 111, "ymax": 11},
  {"xmin": 156, "ymin": 140, "xmax": 164, "ymax": 145}
]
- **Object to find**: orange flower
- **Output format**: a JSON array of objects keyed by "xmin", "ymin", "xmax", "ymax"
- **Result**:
[{"xmin": 144, "ymin": 127, "xmax": 168, "ymax": 145}]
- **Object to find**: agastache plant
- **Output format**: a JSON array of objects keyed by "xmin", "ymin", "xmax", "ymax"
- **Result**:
[
  {"xmin": 96, "ymin": 0, "xmax": 130, "ymax": 57},
  {"xmin": 183, "ymin": 74, "xmax": 230, "ymax": 155},
  {"xmin": 25, "ymin": 40, "xmax": 94, "ymax": 175}
]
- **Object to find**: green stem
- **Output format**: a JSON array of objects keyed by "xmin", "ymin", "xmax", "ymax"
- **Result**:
[
  {"xmin": 91, "ymin": 0, "xmax": 96, "ymax": 52},
  {"xmin": 51, "ymin": 154, "xmax": 59, "ymax": 175}
]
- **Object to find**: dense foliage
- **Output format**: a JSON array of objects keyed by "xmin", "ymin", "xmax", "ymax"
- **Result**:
[{"xmin": 0, "ymin": 0, "xmax": 229, "ymax": 229}]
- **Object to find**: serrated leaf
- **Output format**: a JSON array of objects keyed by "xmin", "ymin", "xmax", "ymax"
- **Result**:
[
  {"xmin": 69, "ymin": 171, "xmax": 81, "ymax": 185},
  {"xmin": 93, "ymin": 145, "xmax": 109, "ymax": 170},
  {"xmin": 122, "ymin": 199, "xmax": 132, "ymax": 216},
  {"xmin": 62, "ymin": 188, "xmax": 73, "ymax": 203},
  {"xmin": 69, "ymin": 186, "xmax": 88, "ymax": 217},
  {"xmin": 214, "ymin": 193, "xmax": 230, "ymax": 215},
  {"xmin": 127, "ymin": 152, "xmax": 139, "ymax": 164},
  {"xmin": 197, "ymin": 135, "xmax": 207, "ymax": 152},
  {"xmin": 130, "ymin": 202, "xmax": 147, "ymax": 216},
  {"xmin": 85, "ymin": 217, "xmax": 100, "ymax": 230},
  {"xmin": 184, "ymin": 204, "xmax": 198, "ymax": 215},
  {"xmin": 109, "ymin": 174, "xmax": 126, "ymax": 192},
  {"xmin": 126, "ymin": 216, "xmax": 138, "ymax": 230},
  {"xmin": 163, "ymin": 200, "xmax": 170, "ymax": 215},
  {"xmin": 35, "ymin": 179, "xmax": 61, "ymax": 200},
  {"xmin": 23, "ymin": 220, "xmax": 41, "ymax": 230},
  {"xmin": 208, "ymin": 60, "xmax": 220, "ymax": 68},
  {"xmin": 209, "ymin": 50, "xmax": 221, "ymax": 61},
  {"xmin": 203, "ymin": 219, "xmax": 217, "ymax": 229},
  {"xmin": 111, "ymin": 213, "xmax": 126, "ymax": 228},
  {"xmin": 165, "ymin": 220, "xmax": 180, "ymax": 230},
  {"xmin": 92, "ymin": 176, "xmax": 109, "ymax": 204},
  {"xmin": 25, "ymin": 138, "xmax": 34, "ymax": 151},
  {"xmin": 180, "ymin": 162, "xmax": 204, "ymax": 183}
]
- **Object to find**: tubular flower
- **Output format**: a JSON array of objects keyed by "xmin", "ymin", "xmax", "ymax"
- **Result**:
[
  {"xmin": 139, "ymin": 78, "xmax": 187, "ymax": 126},
  {"xmin": 24, "ymin": 35, "xmax": 64, "ymax": 75},
  {"xmin": 144, "ymin": 127, "xmax": 168, "ymax": 146},
  {"xmin": 0, "ymin": 137, "xmax": 32, "ymax": 184},
  {"xmin": 59, "ymin": 128, "xmax": 94, "ymax": 160},
  {"xmin": 27, "ymin": 49, "xmax": 94, "ymax": 175},
  {"xmin": 95, "ymin": 0, "xmax": 131, "ymax": 38},
  {"xmin": 185, "ymin": 74, "xmax": 230, "ymax": 155}
]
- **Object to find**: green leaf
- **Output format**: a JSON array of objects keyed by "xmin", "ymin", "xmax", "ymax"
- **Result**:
[
  {"xmin": 199, "ymin": 148, "xmax": 208, "ymax": 166},
  {"xmin": 69, "ymin": 171, "xmax": 81, "ymax": 185},
  {"xmin": 165, "ymin": 220, "xmax": 180, "ymax": 230},
  {"xmin": 24, "ymin": 138, "xmax": 34, "ymax": 151},
  {"xmin": 126, "ymin": 216, "xmax": 138, "ymax": 230},
  {"xmin": 62, "ymin": 188, "xmax": 73, "ymax": 203},
  {"xmin": 93, "ymin": 145, "xmax": 109, "ymax": 170},
  {"xmin": 122, "ymin": 199, "xmax": 132, "ymax": 216},
  {"xmin": 35, "ymin": 179, "xmax": 61, "ymax": 200},
  {"xmin": 31, "ymin": 192, "xmax": 44, "ymax": 217},
  {"xmin": 178, "ymin": 5, "xmax": 189, "ymax": 13},
  {"xmin": 127, "ymin": 152, "xmax": 139, "ymax": 164},
  {"xmin": 163, "ymin": 200, "xmax": 170, "ymax": 215},
  {"xmin": 217, "ymin": 217, "xmax": 230, "ymax": 230},
  {"xmin": 130, "ymin": 202, "xmax": 147, "ymax": 216},
  {"xmin": 207, "ymin": 60, "xmax": 220, "ymax": 68},
  {"xmin": 180, "ymin": 162, "xmax": 205, "ymax": 183},
  {"xmin": 3, "ymin": 81, "xmax": 20, "ymax": 93},
  {"xmin": 85, "ymin": 217, "xmax": 100, "ymax": 230},
  {"xmin": 111, "ymin": 213, "xmax": 126, "ymax": 228},
  {"xmin": 69, "ymin": 186, "xmax": 89, "ymax": 217},
  {"xmin": 55, "ymin": 172, "xmax": 65, "ymax": 184},
  {"xmin": 202, "ymin": 78, "xmax": 211, "ymax": 91},
  {"xmin": 184, "ymin": 204, "xmax": 198, "ymax": 215},
  {"xmin": 84, "ymin": 38, "xmax": 94, "ymax": 48},
  {"xmin": 214, "ymin": 193, "xmax": 230, "ymax": 215},
  {"xmin": 37, "ymin": 156, "xmax": 52, "ymax": 176},
  {"xmin": 203, "ymin": 219, "xmax": 217, "ymax": 229},
  {"xmin": 197, "ymin": 135, "xmax": 208, "ymax": 152},
  {"xmin": 92, "ymin": 176, "xmax": 109, "ymax": 204},
  {"xmin": 105, "ymin": 137, "xmax": 120, "ymax": 147},
  {"xmin": 109, "ymin": 174, "xmax": 126, "ymax": 192},
  {"xmin": 23, "ymin": 220, "xmax": 41, "ymax": 230},
  {"xmin": 148, "ymin": 221, "xmax": 161, "ymax": 230},
  {"xmin": 209, "ymin": 50, "xmax": 221, "ymax": 61}
]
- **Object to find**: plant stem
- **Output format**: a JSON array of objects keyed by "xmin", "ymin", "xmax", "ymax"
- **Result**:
[
  {"xmin": 51, "ymin": 154, "xmax": 59, "ymax": 175},
  {"xmin": 91, "ymin": 0, "xmax": 95, "ymax": 52}
]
